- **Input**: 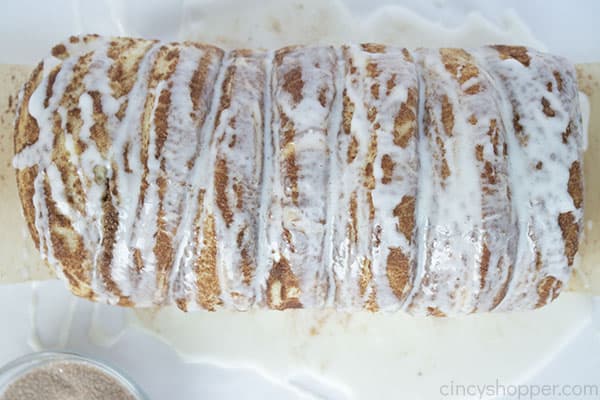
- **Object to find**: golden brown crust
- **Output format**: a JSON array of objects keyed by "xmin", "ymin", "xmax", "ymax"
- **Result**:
[
  {"xmin": 381, "ymin": 154, "xmax": 394, "ymax": 184},
  {"xmin": 491, "ymin": 45, "xmax": 531, "ymax": 67},
  {"xmin": 359, "ymin": 259, "xmax": 378, "ymax": 311},
  {"xmin": 535, "ymin": 275, "xmax": 563, "ymax": 308},
  {"xmin": 266, "ymin": 258, "xmax": 302, "ymax": 310},
  {"xmin": 393, "ymin": 87, "xmax": 417, "ymax": 148},
  {"xmin": 393, "ymin": 195, "xmax": 415, "ymax": 242},
  {"xmin": 282, "ymin": 67, "xmax": 304, "ymax": 105},
  {"xmin": 98, "ymin": 171, "xmax": 125, "ymax": 301},
  {"xmin": 14, "ymin": 64, "xmax": 43, "ymax": 249},
  {"xmin": 558, "ymin": 211, "xmax": 579, "ymax": 266},
  {"xmin": 214, "ymin": 157, "xmax": 233, "ymax": 227},
  {"xmin": 568, "ymin": 161, "xmax": 583, "ymax": 209},
  {"xmin": 44, "ymin": 176, "xmax": 94, "ymax": 299},
  {"xmin": 195, "ymin": 213, "xmax": 222, "ymax": 310},
  {"xmin": 13, "ymin": 66, "xmax": 44, "ymax": 250},
  {"xmin": 386, "ymin": 247, "xmax": 411, "ymax": 302}
]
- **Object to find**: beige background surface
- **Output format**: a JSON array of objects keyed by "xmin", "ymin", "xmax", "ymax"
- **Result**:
[
  {"xmin": 0, "ymin": 65, "xmax": 53, "ymax": 283},
  {"xmin": 1, "ymin": 63, "xmax": 598, "ymax": 294}
]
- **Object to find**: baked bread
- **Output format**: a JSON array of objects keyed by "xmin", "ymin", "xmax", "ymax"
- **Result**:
[{"xmin": 13, "ymin": 35, "xmax": 584, "ymax": 315}]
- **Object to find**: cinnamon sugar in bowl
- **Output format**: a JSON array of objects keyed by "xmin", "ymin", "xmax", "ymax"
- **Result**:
[{"xmin": 0, "ymin": 352, "xmax": 147, "ymax": 400}]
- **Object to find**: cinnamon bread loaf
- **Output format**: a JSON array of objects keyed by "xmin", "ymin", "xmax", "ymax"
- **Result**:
[{"xmin": 13, "ymin": 35, "xmax": 584, "ymax": 315}]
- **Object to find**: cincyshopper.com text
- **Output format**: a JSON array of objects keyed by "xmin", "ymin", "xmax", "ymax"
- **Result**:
[{"xmin": 440, "ymin": 379, "xmax": 599, "ymax": 399}]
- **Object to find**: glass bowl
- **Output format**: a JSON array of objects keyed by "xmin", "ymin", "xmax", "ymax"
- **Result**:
[{"xmin": 0, "ymin": 351, "xmax": 147, "ymax": 399}]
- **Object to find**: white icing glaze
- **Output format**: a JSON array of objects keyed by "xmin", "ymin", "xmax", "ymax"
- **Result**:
[
  {"xmin": 407, "ymin": 48, "xmax": 516, "ymax": 315},
  {"xmin": 169, "ymin": 46, "xmax": 225, "ymax": 310},
  {"xmin": 254, "ymin": 50, "xmax": 275, "ymax": 306},
  {"xmin": 332, "ymin": 45, "xmax": 419, "ymax": 311},
  {"xmin": 267, "ymin": 46, "xmax": 338, "ymax": 309},
  {"xmin": 472, "ymin": 47, "xmax": 583, "ymax": 311},
  {"xmin": 13, "ymin": 36, "xmax": 584, "ymax": 315},
  {"xmin": 206, "ymin": 50, "xmax": 267, "ymax": 310}
]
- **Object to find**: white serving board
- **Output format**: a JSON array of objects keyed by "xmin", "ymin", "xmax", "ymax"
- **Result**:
[{"xmin": 0, "ymin": 1, "xmax": 599, "ymax": 399}]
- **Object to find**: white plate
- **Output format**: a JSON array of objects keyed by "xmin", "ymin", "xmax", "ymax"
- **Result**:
[{"xmin": 1, "ymin": 1, "xmax": 599, "ymax": 399}]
